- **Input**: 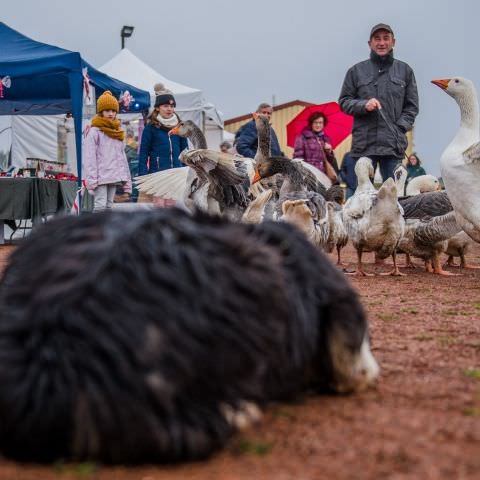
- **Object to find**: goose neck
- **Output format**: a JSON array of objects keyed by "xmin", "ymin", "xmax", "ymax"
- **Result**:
[
  {"xmin": 189, "ymin": 127, "xmax": 208, "ymax": 149},
  {"xmin": 457, "ymin": 92, "xmax": 480, "ymax": 133}
]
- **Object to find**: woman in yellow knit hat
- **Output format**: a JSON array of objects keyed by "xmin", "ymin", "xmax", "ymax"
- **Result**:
[{"xmin": 83, "ymin": 90, "xmax": 132, "ymax": 211}]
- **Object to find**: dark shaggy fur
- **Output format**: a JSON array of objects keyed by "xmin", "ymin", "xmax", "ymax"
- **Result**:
[{"xmin": 0, "ymin": 208, "xmax": 369, "ymax": 464}]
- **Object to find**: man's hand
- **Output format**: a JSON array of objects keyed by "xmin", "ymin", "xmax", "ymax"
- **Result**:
[{"xmin": 365, "ymin": 98, "xmax": 382, "ymax": 112}]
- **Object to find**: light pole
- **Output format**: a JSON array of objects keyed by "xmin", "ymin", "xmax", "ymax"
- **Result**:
[{"xmin": 121, "ymin": 26, "xmax": 135, "ymax": 50}]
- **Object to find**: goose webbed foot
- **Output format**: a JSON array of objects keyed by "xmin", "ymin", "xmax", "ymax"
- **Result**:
[
  {"xmin": 460, "ymin": 255, "xmax": 480, "ymax": 269},
  {"xmin": 380, "ymin": 253, "xmax": 406, "ymax": 276},
  {"xmin": 345, "ymin": 250, "xmax": 374, "ymax": 276},
  {"xmin": 460, "ymin": 263, "xmax": 480, "ymax": 269},
  {"xmin": 433, "ymin": 256, "xmax": 461, "ymax": 276},
  {"xmin": 346, "ymin": 269, "xmax": 375, "ymax": 277}
]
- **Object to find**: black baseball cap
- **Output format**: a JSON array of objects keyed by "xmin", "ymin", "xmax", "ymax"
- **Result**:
[{"xmin": 370, "ymin": 23, "xmax": 394, "ymax": 38}]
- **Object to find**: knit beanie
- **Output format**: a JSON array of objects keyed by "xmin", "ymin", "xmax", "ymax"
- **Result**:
[
  {"xmin": 154, "ymin": 83, "xmax": 176, "ymax": 108},
  {"xmin": 97, "ymin": 90, "xmax": 119, "ymax": 113}
]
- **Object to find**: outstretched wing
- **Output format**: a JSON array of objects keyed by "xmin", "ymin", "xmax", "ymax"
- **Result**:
[{"xmin": 134, "ymin": 167, "xmax": 189, "ymax": 200}]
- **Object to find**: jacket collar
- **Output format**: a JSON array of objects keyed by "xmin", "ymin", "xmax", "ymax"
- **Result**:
[
  {"xmin": 370, "ymin": 49, "xmax": 394, "ymax": 66},
  {"xmin": 302, "ymin": 128, "xmax": 325, "ymax": 139}
]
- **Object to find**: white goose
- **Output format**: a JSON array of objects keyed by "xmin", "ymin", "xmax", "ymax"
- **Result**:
[
  {"xmin": 432, "ymin": 77, "xmax": 480, "ymax": 243},
  {"xmin": 343, "ymin": 157, "xmax": 405, "ymax": 276},
  {"xmin": 394, "ymin": 164, "xmax": 440, "ymax": 197},
  {"xmin": 406, "ymin": 175, "xmax": 440, "ymax": 196}
]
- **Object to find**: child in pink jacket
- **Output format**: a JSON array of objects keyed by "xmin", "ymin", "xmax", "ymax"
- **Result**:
[{"xmin": 83, "ymin": 90, "xmax": 132, "ymax": 212}]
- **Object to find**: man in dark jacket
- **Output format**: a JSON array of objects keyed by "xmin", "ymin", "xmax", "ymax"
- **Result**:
[
  {"xmin": 338, "ymin": 23, "xmax": 418, "ymax": 181},
  {"xmin": 235, "ymin": 103, "xmax": 283, "ymax": 159}
]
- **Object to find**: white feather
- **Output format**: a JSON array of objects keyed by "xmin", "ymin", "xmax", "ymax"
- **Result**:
[{"xmin": 135, "ymin": 167, "xmax": 189, "ymax": 200}]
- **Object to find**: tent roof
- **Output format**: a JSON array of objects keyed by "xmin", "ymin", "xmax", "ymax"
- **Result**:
[
  {"xmin": 0, "ymin": 23, "xmax": 150, "ymax": 115},
  {"xmin": 101, "ymin": 49, "xmax": 201, "ymax": 97}
]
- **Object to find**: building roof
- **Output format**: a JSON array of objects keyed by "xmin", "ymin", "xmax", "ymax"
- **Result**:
[{"xmin": 224, "ymin": 100, "xmax": 314, "ymax": 126}]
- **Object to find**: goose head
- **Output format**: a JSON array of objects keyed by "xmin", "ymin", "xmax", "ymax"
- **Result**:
[
  {"xmin": 252, "ymin": 112, "xmax": 270, "ymax": 128},
  {"xmin": 252, "ymin": 157, "xmax": 290, "ymax": 184},
  {"xmin": 393, "ymin": 164, "xmax": 407, "ymax": 196},
  {"xmin": 169, "ymin": 120, "xmax": 196, "ymax": 138},
  {"xmin": 354, "ymin": 157, "xmax": 375, "ymax": 184},
  {"xmin": 431, "ymin": 77, "xmax": 476, "ymax": 101},
  {"xmin": 432, "ymin": 77, "xmax": 479, "ymax": 130}
]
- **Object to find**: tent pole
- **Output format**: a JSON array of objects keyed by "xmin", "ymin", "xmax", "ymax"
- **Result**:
[{"xmin": 68, "ymin": 72, "xmax": 84, "ymax": 189}]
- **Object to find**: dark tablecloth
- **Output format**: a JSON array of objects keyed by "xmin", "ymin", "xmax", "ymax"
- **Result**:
[{"xmin": 0, "ymin": 178, "xmax": 92, "ymax": 222}]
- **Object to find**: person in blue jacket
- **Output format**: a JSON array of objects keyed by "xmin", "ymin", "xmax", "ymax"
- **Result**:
[
  {"xmin": 138, "ymin": 84, "xmax": 188, "ymax": 175},
  {"xmin": 235, "ymin": 103, "xmax": 283, "ymax": 158}
]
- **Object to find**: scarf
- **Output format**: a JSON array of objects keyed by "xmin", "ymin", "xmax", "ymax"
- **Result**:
[
  {"xmin": 148, "ymin": 111, "xmax": 181, "ymax": 131},
  {"xmin": 370, "ymin": 49, "xmax": 394, "ymax": 67},
  {"xmin": 158, "ymin": 114, "xmax": 179, "ymax": 128},
  {"xmin": 91, "ymin": 116, "xmax": 125, "ymax": 141}
]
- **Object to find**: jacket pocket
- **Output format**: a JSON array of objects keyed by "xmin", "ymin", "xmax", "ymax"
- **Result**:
[
  {"xmin": 390, "ymin": 76, "xmax": 406, "ymax": 97},
  {"xmin": 357, "ymin": 76, "xmax": 375, "ymax": 98}
]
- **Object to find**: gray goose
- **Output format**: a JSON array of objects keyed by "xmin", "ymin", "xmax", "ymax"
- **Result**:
[
  {"xmin": 170, "ymin": 121, "xmax": 253, "ymax": 219},
  {"xmin": 274, "ymin": 190, "xmax": 330, "ymax": 248},
  {"xmin": 397, "ymin": 211, "xmax": 462, "ymax": 275},
  {"xmin": 325, "ymin": 201, "xmax": 349, "ymax": 265}
]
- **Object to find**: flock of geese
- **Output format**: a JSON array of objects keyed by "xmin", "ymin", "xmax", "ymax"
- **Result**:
[{"xmin": 136, "ymin": 76, "xmax": 480, "ymax": 276}]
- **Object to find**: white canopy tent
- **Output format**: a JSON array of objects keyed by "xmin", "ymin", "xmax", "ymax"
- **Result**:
[{"xmin": 100, "ymin": 49, "xmax": 224, "ymax": 146}]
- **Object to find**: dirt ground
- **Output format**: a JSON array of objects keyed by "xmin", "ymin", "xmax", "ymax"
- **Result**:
[{"xmin": 0, "ymin": 241, "xmax": 479, "ymax": 480}]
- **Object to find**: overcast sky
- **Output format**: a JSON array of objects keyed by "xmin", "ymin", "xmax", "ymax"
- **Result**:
[{"xmin": 0, "ymin": 0, "xmax": 477, "ymax": 174}]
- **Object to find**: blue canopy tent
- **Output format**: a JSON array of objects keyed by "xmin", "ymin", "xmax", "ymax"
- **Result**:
[{"xmin": 0, "ymin": 22, "xmax": 150, "ymax": 183}]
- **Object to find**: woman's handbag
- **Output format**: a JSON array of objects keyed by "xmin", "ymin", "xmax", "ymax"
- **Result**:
[
  {"xmin": 318, "ymin": 139, "xmax": 338, "ymax": 183},
  {"xmin": 324, "ymin": 157, "xmax": 338, "ymax": 183}
]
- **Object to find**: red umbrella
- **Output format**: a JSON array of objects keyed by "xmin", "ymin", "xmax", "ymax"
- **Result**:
[{"xmin": 286, "ymin": 102, "xmax": 353, "ymax": 149}]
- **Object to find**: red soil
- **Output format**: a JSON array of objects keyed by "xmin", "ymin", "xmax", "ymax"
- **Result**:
[{"xmin": 0, "ymin": 242, "xmax": 478, "ymax": 480}]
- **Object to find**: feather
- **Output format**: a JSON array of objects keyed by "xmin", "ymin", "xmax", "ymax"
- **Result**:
[
  {"xmin": 134, "ymin": 168, "xmax": 189, "ymax": 200},
  {"xmin": 398, "ymin": 191, "xmax": 452, "ymax": 219},
  {"xmin": 292, "ymin": 159, "xmax": 332, "ymax": 189},
  {"xmin": 463, "ymin": 141, "xmax": 480, "ymax": 164},
  {"xmin": 413, "ymin": 211, "xmax": 462, "ymax": 245}
]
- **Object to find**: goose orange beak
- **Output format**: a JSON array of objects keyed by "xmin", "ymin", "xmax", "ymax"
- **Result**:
[
  {"xmin": 252, "ymin": 170, "xmax": 262, "ymax": 184},
  {"xmin": 169, "ymin": 125, "xmax": 179, "ymax": 136},
  {"xmin": 431, "ymin": 79, "xmax": 450, "ymax": 90}
]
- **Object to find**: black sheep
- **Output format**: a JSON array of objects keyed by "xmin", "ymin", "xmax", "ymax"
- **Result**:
[{"xmin": 0, "ymin": 208, "xmax": 378, "ymax": 464}]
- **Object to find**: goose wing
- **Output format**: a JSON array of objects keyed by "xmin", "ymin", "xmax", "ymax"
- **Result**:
[
  {"xmin": 181, "ymin": 150, "xmax": 247, "ymax": 186},
  {"xmin": 292, "ymin": 159, "xmax": 332, "ymax": 189},
  {"xmin": 242, "ymin": 189, "xmax": 273, "ymax": 223},
  {"xmin": 343, "ymin": 191, "xmax": 376, "ymax": 220},
  {"xmin": 398, "ymin": 191, "xmax": 452, "ymax": 219},
  {"xmin": 276, "ymin": 190, "xmax": 327, "ymax": 222},
  {"xmin": 414, "ymin": 211, "xmax": 462, "ymax": 245},
  {"xmin": 463, "ymin": 141, "xmax": 480, "ymax": 164},
  {"xmin": 134, "ymin": 167, "xmax": 189, "ymax": 199}
]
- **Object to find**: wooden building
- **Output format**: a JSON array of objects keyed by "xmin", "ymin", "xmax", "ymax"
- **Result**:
[{"xmin": 224, "ymin": 100, "xmax": 414, "ymax": 168}]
